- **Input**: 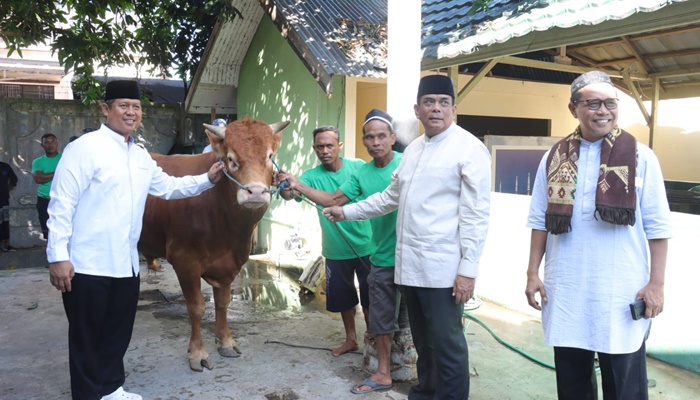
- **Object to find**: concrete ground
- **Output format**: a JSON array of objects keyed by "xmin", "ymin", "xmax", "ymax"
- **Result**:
[{"xmin": 1, "ymin": 250, "xmax": 699, "ymax": 400}]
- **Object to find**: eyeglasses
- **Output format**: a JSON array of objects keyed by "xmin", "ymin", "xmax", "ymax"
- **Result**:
[{"xmin": 573, "ymin": 98, "xmax": 619, "ymax": 110}]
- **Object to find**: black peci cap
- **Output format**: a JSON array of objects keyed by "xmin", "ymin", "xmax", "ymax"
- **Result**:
[
  {"xmin": 105, "ymin": 80, "xmax": 141, "ymax": 101},
  {"xmin": 417, "ymin": 75, "xmax": 454, "ymax": 104}
]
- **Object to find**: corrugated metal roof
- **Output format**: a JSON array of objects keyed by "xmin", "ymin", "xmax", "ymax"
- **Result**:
[
  {"xmin": 422, "ymin": 0, "xmax": 688, "ymax": 60},
  {"xmin": 269, "ymin": 0, "xmax": 388, "ymax": 79}
]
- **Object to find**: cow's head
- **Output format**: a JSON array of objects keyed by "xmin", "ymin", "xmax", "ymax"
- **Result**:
[{"xmin": 204, "ymin": 117, "xmax": 289, "ymax": 208}]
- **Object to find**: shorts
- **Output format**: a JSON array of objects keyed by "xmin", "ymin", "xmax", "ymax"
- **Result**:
[
  {"xmin": 325, "ymin": 256, "xmax": 370, "ymax": 313},
  {"xmin": 368, "ymin": 265, "xmax": 400, "ymax": 335}
]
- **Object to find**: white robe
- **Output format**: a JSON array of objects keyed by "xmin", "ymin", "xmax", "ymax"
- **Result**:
[{"xmin": 527, "ymin": 138, "xmax": 672, "ymax": 353}]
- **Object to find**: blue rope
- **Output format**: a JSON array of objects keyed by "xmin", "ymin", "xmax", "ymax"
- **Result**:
[
  {"xmin": 218, "ymin": 158, "xmax": 251, "ymax": 193},
  {"xmin": 268, "ymin": 159, "xmax": 289, "ymax": 197}
]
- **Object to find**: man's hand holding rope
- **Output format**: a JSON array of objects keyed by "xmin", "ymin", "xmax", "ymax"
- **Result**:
[{"xmin": 322, "ymin": 206, "xmax": 345, "ymax": 222}]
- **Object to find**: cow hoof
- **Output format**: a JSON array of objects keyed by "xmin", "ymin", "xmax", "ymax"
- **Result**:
[
  {"xmin": 189, "ymin": 358, "xmax": 213, "ymax": 372},
  {"xmin": 218, "ymin": 346, "xmax": 242, "ymax": 358}
]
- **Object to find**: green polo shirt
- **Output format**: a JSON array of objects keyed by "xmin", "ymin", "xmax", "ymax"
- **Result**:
[
  {"xmin": 31, "ymin": 153, "xmax": 62, "ymax": 198},
  {"xmin": 299, "ymin": 158, "xmax": 373, "ymax": 260},
  {"xmin": 340, "ymin": 151, "xmax": 401, "ymax": 267}
]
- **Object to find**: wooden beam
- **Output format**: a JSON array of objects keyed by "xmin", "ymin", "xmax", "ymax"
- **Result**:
[
  {"xmin": 646, "ymin": 47, "xmax": 700, "ymax": 60},
  {"xmin": 649, "ymin": 76, "xmax": 660, "ymax": 149},
  {"xmin": 448, "ymin": 65, "xmax": 459, "ymax": 104},
  {"xmin": 566, "ymin": 52, "xmax": 598, "ymax": 67},
  {"xmin": 590, "ymin": 47, "xmax": 700, "ymax": 68},
  {"xmin": 497, "ymin": 56, "xmax": 648, "ymax": 80},
  {"xmin": 621, "ymin": 69, "xmax": 650, "ymax": 124},
  {"xmin": 652, "ymin": 68, "xmax": 700, "ymax": 79},
  {"xmin": 621, "ymin": 35, "xmax": 652, "ymax": 73},
  {"xmin": 568, "ymin": 25, "xmax": 700, "ymax": 53},
  {"xmin": 592, "ymin": 57, "xmax": 637, "ymax": 68},
  {"xmin": 456, "ymin": 58, "xmax": 499, "ymax": 104},
  {"xmin": 628, "ymin": 24, "xmax": 700, "ymax": 41},
  {"xmin": 567, "ymin": 38, "xmax": 625, "ymax": 53}
]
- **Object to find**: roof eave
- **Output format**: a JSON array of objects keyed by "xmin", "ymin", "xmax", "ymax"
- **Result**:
[
  {"xmin": 422, "ymin": 0, "xmax": 700, "ymax": 71},
  {"xmin": 184, "ymin": 20, "xmax": 225, "ymax": 113}
]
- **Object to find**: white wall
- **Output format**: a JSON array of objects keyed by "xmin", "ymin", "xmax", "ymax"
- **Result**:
[{"xmin": 478, "ymin": 192, "xmax": 699, "ymax": 354}]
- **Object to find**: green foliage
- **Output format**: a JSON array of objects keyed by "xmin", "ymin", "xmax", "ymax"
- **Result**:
[
  {"xmin": 467, "ymin": 0, "xmax": 491, "ymax": 16},
  {"xmin": 1, "ymin": 0, "xmax": 241, "ymax": 104}
]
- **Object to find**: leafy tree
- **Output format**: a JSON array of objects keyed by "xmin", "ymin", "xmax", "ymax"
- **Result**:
[
  {"xmin": 1, "ymin": 0, "xmax": 241, "ymax": 103},
  {"xmin": 468, "ymin": 0, "xmax": 491, "ymax": 15}
]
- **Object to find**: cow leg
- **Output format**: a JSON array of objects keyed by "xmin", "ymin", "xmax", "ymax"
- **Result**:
[
  {"xmin": 175, "ymin": 271, "xmax": 212, "ymax": 372},
  {"xmin": 213, "ymin": 284, "xmax": 241, "ymax": 358}
]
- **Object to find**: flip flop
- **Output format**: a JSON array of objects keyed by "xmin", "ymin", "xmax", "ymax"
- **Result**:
[{"xmin": 350, "ymin": 378, "xmax": 393, "ymax": 394}]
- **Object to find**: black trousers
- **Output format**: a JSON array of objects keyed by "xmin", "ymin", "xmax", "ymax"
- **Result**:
[
  {"xmin": 400, "ymin": 285, "xmax": 469, "ymax": 400},
  {"xmin": 62, "ymin": 273, "xmax": 140, "ymax": 400},
  {"xmin": 36, "ymin": 196, "xmax": 50, "ymax": 239},
  {"xmin": 554, "ymin": 343, "xmax": 648, "ymax": 400}
]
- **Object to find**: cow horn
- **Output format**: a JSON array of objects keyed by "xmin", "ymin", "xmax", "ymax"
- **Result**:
[
  {"xmin": 203, "ymin": 123, "xmax": 226, "ymax": 138},
  {"xmin": 269, "ymin": 121, "xmax": 291, "ymax": 134}
]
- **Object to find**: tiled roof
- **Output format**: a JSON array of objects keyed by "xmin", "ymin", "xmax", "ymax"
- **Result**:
[{"xmin": 422, "ymin": 0, "xmax": 688, "ymax": 60}]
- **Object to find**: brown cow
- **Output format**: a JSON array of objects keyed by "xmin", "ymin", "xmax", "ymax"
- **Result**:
[{"xmin": 138, "ymin": 117, "xmax": 289, "ymax": 371}]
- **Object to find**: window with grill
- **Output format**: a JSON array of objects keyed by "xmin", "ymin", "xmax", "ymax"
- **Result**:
[{"xmin": 0, "ymin": 84, "xmax": 54, "ymax": 99}]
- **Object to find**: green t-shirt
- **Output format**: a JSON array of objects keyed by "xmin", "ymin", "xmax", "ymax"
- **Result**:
[
  {"xmin": 31, "ymin": 153, "xmax": 62, "ymax": 198},
  {"xmin": 340, "ymin": 151, "xmax": 401, "ymax": 267},
  {"xmin": 299, "ymin": 158, "xmax": 373, "ymax": 260}
]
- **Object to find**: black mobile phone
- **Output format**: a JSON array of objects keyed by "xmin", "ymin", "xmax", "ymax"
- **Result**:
[{"xmin": 629, "ymin": 299, "xmax": 646, "ymax": 320}]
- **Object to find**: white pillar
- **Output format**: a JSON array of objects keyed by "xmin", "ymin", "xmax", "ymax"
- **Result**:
[{"xmin": 387, "ymin": 0, "xmax": 422, "ymax": 146}]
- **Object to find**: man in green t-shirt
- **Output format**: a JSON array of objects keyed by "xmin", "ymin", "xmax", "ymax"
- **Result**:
[
  {"xmin": 32, "ymin": 133, "xmax": 62, "ymax": 239},
  {"xmin": 280, "ymin": 125, "xmax": 373, "ymax": 357},
  {"xmin": 279, "ymin": 110, "xmax": 401, "ymax": 394}
]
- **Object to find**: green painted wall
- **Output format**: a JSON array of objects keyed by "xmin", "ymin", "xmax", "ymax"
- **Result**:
[{"xmin": 238, "ymin": 16, "xmax": 346, "ymax": 255}]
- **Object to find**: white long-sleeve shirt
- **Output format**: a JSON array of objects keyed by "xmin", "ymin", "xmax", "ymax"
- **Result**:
[
  {"xmin": 344, "ymin": 123, "xmax": 491, "ymax": 288},
  {"xmin": 47, "ymin": 124, "xmax": 214, "ymax": 278}
]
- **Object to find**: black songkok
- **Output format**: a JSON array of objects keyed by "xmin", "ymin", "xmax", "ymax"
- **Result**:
[
  {"xmin": 105, "ymin": 80, "xmax": 141, "ymax": 101},
  {"xmin": 417, "ymin": 75, "xmax": 455, "ymax": 104}
]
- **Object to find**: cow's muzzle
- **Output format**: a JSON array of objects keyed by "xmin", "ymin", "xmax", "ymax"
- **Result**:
[{"xmin": 238, "ymin": 184, "xmax": 271, "ymax": 208}]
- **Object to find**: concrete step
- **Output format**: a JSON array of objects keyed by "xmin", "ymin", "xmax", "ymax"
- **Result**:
[{"xmin": 0, "ymin": 246, "xmax": 48, "ymax": 270}]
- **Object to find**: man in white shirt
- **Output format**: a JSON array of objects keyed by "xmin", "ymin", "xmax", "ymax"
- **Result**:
[
  {"xmin": 47, "ymin": 80, "xmax": 224, "ymax": 400},
  {"xmin": 323, "ymin": 75, "xmax": 491, "ymax": 400},
  {"xmin": 525, "ymin": 71, "xmax": 672, "ymax": 399}
]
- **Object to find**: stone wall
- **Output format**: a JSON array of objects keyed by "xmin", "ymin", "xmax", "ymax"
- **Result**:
[{"xmin": 0, "ymin": 98, "xmax": 211, "ymax": 249}]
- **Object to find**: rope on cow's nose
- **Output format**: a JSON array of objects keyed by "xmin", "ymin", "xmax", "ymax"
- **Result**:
[{"xmin": 219, "ymin": 158, "xmax": 252, "ymax": 194}]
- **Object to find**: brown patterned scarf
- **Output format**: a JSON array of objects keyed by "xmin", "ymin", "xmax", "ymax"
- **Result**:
[{"xmin": 545, "ymin": 127, "xmax": 637, "ymax": 234}]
